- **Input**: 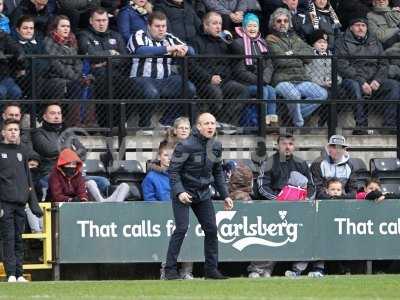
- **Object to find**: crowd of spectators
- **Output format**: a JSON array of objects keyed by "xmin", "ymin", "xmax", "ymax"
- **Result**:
[{"xmin": 0, "ymin": 0, "xmax": 399, "ymax": 132}]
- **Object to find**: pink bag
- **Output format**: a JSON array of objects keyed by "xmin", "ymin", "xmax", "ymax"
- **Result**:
[{"xmin": 276, "ymin": 185, "xmax": 307, "ymax": 201}]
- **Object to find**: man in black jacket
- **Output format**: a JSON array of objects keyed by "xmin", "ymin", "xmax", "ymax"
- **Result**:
[
  {"xmin": 257, "ymin": 133, "xmax": 315, "ymax": 200},
  {"xmin": 336, "ymin": 17, "xmax": 400, "ymax": 135},
  {"xmin": 164, "ymin": 112, "xmax": 233, "ymax": 280},
  {"xmin": 0, "ymin": 119, "xmax": 43, "ymax": 283},
  {"xmin": 154, "ymin": 0, "xmax": 201, "ymax": 47}
]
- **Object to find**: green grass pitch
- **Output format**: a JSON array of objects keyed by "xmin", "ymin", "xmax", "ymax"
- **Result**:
[{"xmin": 0, "ymin": 275, "xmax": 398, "ymax": 300}]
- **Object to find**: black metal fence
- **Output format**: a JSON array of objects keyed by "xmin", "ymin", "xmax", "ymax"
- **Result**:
[{"xmin": 2, "ymin": 54, "xmax": 400, "ymax": 140}]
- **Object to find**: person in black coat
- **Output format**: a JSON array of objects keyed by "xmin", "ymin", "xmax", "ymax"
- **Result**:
[
  {"xmin": 154, "ymin": 0, "xmax": 201, "ymax": 46},
  {"xmin": 0, "ymin": 119, "xmax": 43, "ymax": 283},
  {"xmin": 14, "ymin": 15, "xmax": 49, "ymax": 99},
  {"xmin": 11, "ymin": 0, "xmax": 55, "ymax": 39},
  {"xmin": 258, "ymin": 134, "xmax": 315, "ymax": 200},
  {"xmin": 191, "ymin": 11, "xmax": 249, "ymax": 124},
  {"xmin": 164, "ymin": 112, "xmax": 233, "ymax": 280}
]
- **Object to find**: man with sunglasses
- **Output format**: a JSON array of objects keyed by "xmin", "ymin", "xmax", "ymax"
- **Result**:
[{"xmin": 266, "ymin": 8, "xmax": 328, "ymax": 129}]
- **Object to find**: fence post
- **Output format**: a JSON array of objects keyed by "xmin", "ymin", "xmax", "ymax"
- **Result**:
[
  {"xmin": 182, "ymin": 56, "xmax": 195, "ymax": 124},
  {"xmin": 30, "ymin": 56, "xmax": 37, "ymax": 128},
  {"xmin": 328, "ymin": 54, "xmax": 339, "ymax": 139},
  {"xmin": 257, "ymin": 57, "xmax": 266, "ymax": 137},
  {"xmin": 397, "ymin": 102, "xmax": 400, "ymax": 159},
  {"xmin": 107, "ymin": 57, "xmax": 114, "ymax": 132}
]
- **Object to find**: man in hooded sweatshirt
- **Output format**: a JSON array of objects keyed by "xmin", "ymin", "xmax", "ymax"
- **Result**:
[
  {"xmin": 0, "ymin": 118, "xmax": 43, "ymax": 283},
  {"xmin": 311, "ymin": 135, "xmax": 357, "ymax": 199}
]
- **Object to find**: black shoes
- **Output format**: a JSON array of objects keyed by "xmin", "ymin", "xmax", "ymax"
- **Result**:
[
  {"xmin": 164, "ymin": 269, "xmax": 181, "ymax": 280},
  {"xmin": 204, "ymin": 269, "xmax": 228, "ymax": 280}
]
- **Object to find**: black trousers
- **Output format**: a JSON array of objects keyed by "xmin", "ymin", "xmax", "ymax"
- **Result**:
[
  {"xmin": 165, "ymin": 198, "xmax": 218, "ymax": 272},
  {"xmin": 0, "ymin": 202, "xmax": 26, "ymax": 277}
]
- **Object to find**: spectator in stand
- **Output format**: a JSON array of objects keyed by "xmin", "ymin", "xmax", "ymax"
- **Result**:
[
  {"xmin": 1, "ymin": 103, "xmax": 38, "ymax": 160},
  {"xmin": 279, "ymin": 0, "xmax": 309, "ymax": 39},
  {"xmin": 0, "ymin": 29, "xmax": 23, "ymax": 100},
  {"xmin": 311, "ymin": 135, "xmax": 357, "ymax": 199},
  {"xmin": 356, "ymin": 177, "xmax": 400, "ymax": 201},
  {"xmin": 336, "ymin": 0, "xmax": 400, "ymax": 29},
  {"xmin": 201, "ymin": 0, "xmax": 248, "ymax": 30},
  {"xmin": 230, "ymin": 13, "xmax": 278, "ymax": 127},
  {"xmin": 368, "ymin": 0, "xmax": 400, "ymax": 50},
  {"xmin": 117, "ymin": 0, "xmax": 153, "ymax": 43},
  {"xmin": 128, "ymin": 11, "xmax": 196, "ymax": 127},
  {"xmin": 14, "ymin": 15, "xmax": 49, "ymax": 99},
  {"xmin": 78, "ymin": 6, "xmax": 131, "ymax": 122},
  {"xmin": 323, "ymin": 178, "xmax": 344, "ymax": 199},
  {"xmin": 154, "ymin": 0, "xmax": 201, "ymax": 47},
  {"xmin": 3, "ymin": 0, "xmax": 22, "ymax": 16},
  {"xmin": 267, "ymin": 8, "xmax": 328, "ymax": 128},
  {"xmin": 56, "ymin": 0, "xmax": 101, "ymax": 32},
  {"xmin": 0, "ymin": 0, "xmax": 10, "ymax": 34},
  {"xmin": 164, "ymin": 116, "xmax": 191, "ymax": 148},
  {"xmin": 228, "ymin": 162, "xmax": 253, "ymax": 201},
  {"xmin": 191, "ymin": 12, "xmax": 249, "ymax": 125},
  {"xmin": 31, "ymin": 103, "xmax": 111, "ymax": 199},
  {"xmin": 44, "ymin": 15, "xmax": 82, "ymax": 125},
  {"xmin": 254, "ymin": 133, "xmax": 315, "ymax": 278},
  {"xmin": 336, "ymin": 16, "xmax": 399, "ymax": 135},
  {"xmin": 50, "ymin": 148, "xmax": 129, "ymax": 203},
  {"xmin": 0, "ymin": 119, "xmax": 43, "ymax": 283},
  {"xmin": 11, "ymin": 0, "xmax": 55, "ymax": 39},
  {"xmin": 301, "ymin": 0, "xmax": 342, "ymax": 49}
]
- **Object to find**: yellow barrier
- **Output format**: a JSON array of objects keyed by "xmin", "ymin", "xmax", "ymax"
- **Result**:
[{"xmin": 22, "ymin": 202, "xmax": 52, "ymax": 270}]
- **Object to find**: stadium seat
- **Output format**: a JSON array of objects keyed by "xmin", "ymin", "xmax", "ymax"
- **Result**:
[
  {"xmin": 370, "ymin": 158, "xmax": 400, "ymax": 180},
  {"xmin": 381, "ymin": 183, "xmax": 400, "ymax": 195},
  {"xmin": 110, "ymin": 160, "xmax": 146, "ymax": 184},
  {"xmin": 349, "ymin": 158, "xmax": 370, "ymax": 190},
  {"xmin": 223, "ymin": 159, "xmax": 260, "ymax": 174},
  {"xmin": 83, "ymin": 159, "xmax": 107, "ymax": 177}
]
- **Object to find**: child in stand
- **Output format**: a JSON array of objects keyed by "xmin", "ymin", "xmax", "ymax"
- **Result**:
[{"xmin": 356, "ymin": 178, "xmax": 399, "ymax": 202}]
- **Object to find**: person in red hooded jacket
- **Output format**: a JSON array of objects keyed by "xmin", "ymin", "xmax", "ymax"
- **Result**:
[{"xmin": 49, "ymin": 148, "xmax": 130, "ymax": 202}]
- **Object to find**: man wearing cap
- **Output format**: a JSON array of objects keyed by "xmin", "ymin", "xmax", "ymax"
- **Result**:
[
  {"xmin": 311, "ymin": 135, "xmax": 357, "ymax": 199},
  {"xmin": 335, "ymin": 16, "xmax": 400, "ymax": 135}
]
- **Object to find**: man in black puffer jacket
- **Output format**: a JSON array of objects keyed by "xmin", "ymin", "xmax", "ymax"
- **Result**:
[
  {"xmin": 0, "ymin": 119, "xmax": 43, "ymax": 283},
  {"xmin": 257, "ymin": 133, "xmax": 315, "ymax": 200},
  {"xmin": 164, "ymin": 112, "xmax": 233, "ymax": 280}
]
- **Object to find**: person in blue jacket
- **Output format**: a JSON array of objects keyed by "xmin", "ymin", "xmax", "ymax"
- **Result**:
[
  {"xmin": 117, "ymin": 0, "xmax": 152, "ymax": 43},
  {"xmin": 142, "ymin": 140, "xmax": 172, "ymax": 202}
]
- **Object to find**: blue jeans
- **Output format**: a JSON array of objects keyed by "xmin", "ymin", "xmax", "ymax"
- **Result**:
[
  {"xmin": 275, "ymin": 81, "xmax": 328, "ymax": 127},
  {"xmin": 247, "ymin": 85, "xmax": 277, "ymax": 115},
  {"xmin": 0, "ymin": 77, "xmax": 22, "ymax": 99},
  {"xmin": 132, "ymin": 75, "xmax": 196, "ymax": 126},
  {"xmin": 85, "ymin": 176, "xmax": 110, "ymax": 195},
  {"xmin": 341, "ymin": 79, "xmax": 399, "ymax": 127}
]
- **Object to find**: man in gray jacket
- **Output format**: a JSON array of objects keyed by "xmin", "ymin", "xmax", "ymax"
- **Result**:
[{"xmin": 336, "ymin": 16, "xmax": 400, "ymax": 135}]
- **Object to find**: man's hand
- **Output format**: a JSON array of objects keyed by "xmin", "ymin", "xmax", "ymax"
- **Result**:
[
  {"xmin": 175, "ymin": 45, "xmax": 188, "ymax": 57},
  {"xmin": 211, "ymin": 75, "xmax": 222, "ymax": 85},
  {"xmin": 362, "ymin": 82, "xmax": 372, "ymax": 95},
  {"xmin": 224, "ymin": 197, "xmax": 234, "ymax": 210},
  {"xmin": 178, "ymin": 192, "xmax": 192, "ymax": 204},
  {"xmin": 370, "ymin": 80, "xmax": 381, "ymax": 91}
]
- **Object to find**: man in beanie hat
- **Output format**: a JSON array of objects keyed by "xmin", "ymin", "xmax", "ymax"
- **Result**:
[
  {"xmin": 335, "ymin": 15, "xmax": 400, "ymax": 135},
  {"xmin": 267, "ymin": 8, "xmax": 328, "ymax": 128},
  {"xmin": 311, "ymin": 134, "xmax": 357, "ymax": 199}
]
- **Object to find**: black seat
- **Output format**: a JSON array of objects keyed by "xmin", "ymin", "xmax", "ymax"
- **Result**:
[
  {"xmin": 83, "ymin": 159, "xmax": 107, "ymax": 177},
  {"xmin": 349, "ymin": 158, "xmax": 370, "ymax": 190},
  {"xmin": 110, "ymin": 160, "xmax": 146, "ymax": 184},
  {"xmin": 381, "ymin": 183, "xmax": 400, "ymax": 194},
  {"xmin": 370, "ymin": 158, "xmax": 400, "ymax": 179},
  {"xmin": 223, "ymin": 159, "xmax": 260, "ymax": 175}
]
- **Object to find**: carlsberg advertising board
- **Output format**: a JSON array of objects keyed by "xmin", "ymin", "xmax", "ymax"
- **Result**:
[{"xmin": 58, "ymin": 200, "xmax": 400, "ymax": 263}]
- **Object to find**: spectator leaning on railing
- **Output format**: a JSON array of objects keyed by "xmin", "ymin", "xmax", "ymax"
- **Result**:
[
  {"xmin": 335, "ymin": 16, "xmax": 400, "ymax": 135},
  {"xmin": 266, "ymin": 8, "xmax": 328, "ymax": 129}
]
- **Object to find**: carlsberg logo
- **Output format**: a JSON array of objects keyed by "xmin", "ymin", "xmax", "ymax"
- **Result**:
[{"xmin": 215, "ymin": 210, "xmax": 302, "ymax": 251}]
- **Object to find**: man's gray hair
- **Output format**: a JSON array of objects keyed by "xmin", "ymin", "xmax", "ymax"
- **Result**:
[{"xmin": 268, "ymin": 8, "xmax": 293, "ymax": 31}]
